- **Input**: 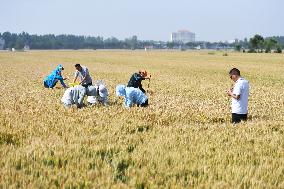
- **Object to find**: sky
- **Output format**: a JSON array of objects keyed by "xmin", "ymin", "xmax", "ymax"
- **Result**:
[{"xmin": 0, "ymin": 0, "xmax": 283, "ymax": 42}]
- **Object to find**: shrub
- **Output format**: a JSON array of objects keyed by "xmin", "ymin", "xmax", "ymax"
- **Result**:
[
  {"xmin": 247, "ymin": 49, "xmax": 256, "ymax": 53},
  {"xmin": 275, "ymin": 46, "xmax": 282, "ymax": 53}
]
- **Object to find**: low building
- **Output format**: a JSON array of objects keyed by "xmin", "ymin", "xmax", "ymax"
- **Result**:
[
  {"xmin": 24, "ymin": 44, "xmax": 30, "ymax": 51},
  {"xmin": 171, "ymin": 30, "xmax": 195, "ymax": 44},
  {"xmin": 144, "ymin": 45, "xmax": 154, "ymax": 51}
]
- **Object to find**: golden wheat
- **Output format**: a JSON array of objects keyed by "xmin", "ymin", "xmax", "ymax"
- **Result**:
[{"xmin": 0, "ymin": 50, "xmax": 283, "ymax": 188}]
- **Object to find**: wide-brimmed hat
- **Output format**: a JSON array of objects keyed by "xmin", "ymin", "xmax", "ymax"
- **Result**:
[{"xmin": 97, "ymin": 85, "xmax": 108, "ymax": 98}]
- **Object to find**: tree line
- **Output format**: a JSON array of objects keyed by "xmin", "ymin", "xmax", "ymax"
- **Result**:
[
  {"xmin": 245, "ymin": 34, "xmax": 282, "ymax": 53},
  {"xmin": 0, "ymin": 32, "xmax": 283, "ymax": 52},
  {"xmin": 0, "ymin": 32, "xmax": 164, "ymax": 50}
]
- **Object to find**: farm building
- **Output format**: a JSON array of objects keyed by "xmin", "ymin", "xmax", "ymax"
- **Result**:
[{"xmin": 24, "ymin": 44, "xmax": 30, "ymax": 51}]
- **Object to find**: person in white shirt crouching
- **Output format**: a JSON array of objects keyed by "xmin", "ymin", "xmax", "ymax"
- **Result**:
[
  {"xmin": 227, "ymin": 68, "xmax": 249, "ymax": 124},
  {"xmin": 87, "ymin": 83, "xmax": 108, "ymax": 106}
]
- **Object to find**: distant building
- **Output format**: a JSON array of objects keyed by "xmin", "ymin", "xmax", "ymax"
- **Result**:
[
  {"xmin": 195, "ymin": 45, "xmax": 201, "ymax": 50},
  {"xmin": 171, "ymin": 30, "xmax": 195, "ymax": 44},
  {"xmin": 144, "ymin": 45, "xmax": 154, "ymax": 51},
  {"xmin": 0, "ymin": 38, "xmax": 5, "ymax": 50},
  {"xmin": 24, "ymin": 44, "xmax": 30, "ymax": 51}
]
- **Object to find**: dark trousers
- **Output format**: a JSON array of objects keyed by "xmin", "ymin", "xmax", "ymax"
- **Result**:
[
  {"xmin": 82, "ymin": 82, "xmax": 92, "ymax": 88},
  {"xmin": 44, "ymin": 81, "xmax": 57, "ymax": 88},
  {"xmin": 140, "ymin": 99, "xmax": 149, "ymax": 107},
  {"xmin": 232, "ymin": 113, "xmax": 247, "ymax": 124},
  {"xmin": 138, "ymin": 85, "xmax": 146, "ymax": 93},
  {"xmin": 44, "ymin": 81, "xmax": 49, "ymax": 88}
]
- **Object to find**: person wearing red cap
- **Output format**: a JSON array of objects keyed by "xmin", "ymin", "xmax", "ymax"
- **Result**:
[{"xmin": 127, "ymin": 70, "xmax": 151, "ymax": 93}]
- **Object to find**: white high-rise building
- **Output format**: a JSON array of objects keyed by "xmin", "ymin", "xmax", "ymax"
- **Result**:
[{"xmin": 171, "ymin": 30, "xmax": 195, "ymax": 43}]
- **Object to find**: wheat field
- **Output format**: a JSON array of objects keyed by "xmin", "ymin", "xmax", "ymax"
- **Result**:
[{"xmin": 0, "ymin": 50, "xmax": 283, "ymax": 188}]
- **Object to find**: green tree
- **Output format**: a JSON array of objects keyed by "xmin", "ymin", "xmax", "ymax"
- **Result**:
[
  {"xmin": 275, "ymin": 44, "xmax": 282, "ymax": 53},
  {"xmin": 131, "ymin": 35, "xmax": 138, "ymax": 49},
  {"xmin": 249, "ymin": 34, "xmax": 265, "ymax": 52},
  {"xmin": 264, "ymin": 38, "xmax": 277, "ymax": 53},
  {"xmin": 124, "ymin": 35, "xmax": 138, "ymax": 49},
  {"xmin": 235, "ymin": 44, "xmax": 241, "ymax": 52},
  {"xmin": 166, "ymin": 42, "xmax": 174, "ymax": 49}
]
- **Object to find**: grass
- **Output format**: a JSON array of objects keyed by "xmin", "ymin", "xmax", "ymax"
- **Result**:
[{"xmin": 0, "ymin": 50, "xmax": 283, "ymax": 188}]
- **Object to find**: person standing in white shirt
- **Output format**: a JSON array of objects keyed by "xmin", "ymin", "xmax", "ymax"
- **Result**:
[
  {"xmin": 227, "ymin": 68, "xmax": 249, "ymax": 124},
  {"xmin": 73, "ymin": 64, "xmax": 93, "ymax": 87}
]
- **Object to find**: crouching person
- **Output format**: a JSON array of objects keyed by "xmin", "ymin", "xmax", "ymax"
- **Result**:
[
  {"xmin": 116, "ymin": 85, "xmax": 148, "ymax": 108},
  {"xmin": 44, "ymin": 64, "xmax": 68, "ymax": 89},
  {"xmin": 127, "ymin": 70, "xmax": 151, "ymax": 93},
  {"xmin": 87, "ymin": 84, "xmax": 109, "ymax": 106},
  {"xmin": 61, "ymin": 85, "xmax": 87, "ymax": 108}
]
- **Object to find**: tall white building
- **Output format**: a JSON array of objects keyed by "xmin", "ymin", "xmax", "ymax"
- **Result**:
[{"xmin": 171, "ymin": 30, "xmax": 195, "ymax": 43}]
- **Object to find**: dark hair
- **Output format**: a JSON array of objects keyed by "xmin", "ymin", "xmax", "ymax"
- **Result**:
[
  {"xmin": 75, "ymin": 64, "xmax": 81, "ymax": 68},
  {"xmin": 229, "ymin": 68, "xmax": 240, "ymax": 76}
]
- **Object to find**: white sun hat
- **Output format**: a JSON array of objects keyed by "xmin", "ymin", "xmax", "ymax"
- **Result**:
[{"xmin": 97, "ymin": 85, "xmax": 108, "ymax": 98}]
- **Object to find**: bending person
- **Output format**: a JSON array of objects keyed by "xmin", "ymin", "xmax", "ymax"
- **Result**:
[
  {"xmin": 127, "ymin": 70, "xmax": 151, "ymax": 93},
  {"xmin": 44, "ymin": 64, "xmax": 67, "ymax": 89},
  {"xmin": 61, "ymin": 85, "xmax": 87, "ymax": 108},
  {"xmin": 87, "ymin": 84, "xmax": 109, "ymax": 106},
  {"xmin": 73, "ymin": 64, "xmax": 93, "ymax": 87},
  {"xmin": 116, "ymin": 85, "xmax": 148, "ymax": 108}
]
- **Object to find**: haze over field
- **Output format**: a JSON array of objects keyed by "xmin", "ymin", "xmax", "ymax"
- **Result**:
[{"xmin": 0, "ymin": 0, "xmax": 283, "ymax": 41}]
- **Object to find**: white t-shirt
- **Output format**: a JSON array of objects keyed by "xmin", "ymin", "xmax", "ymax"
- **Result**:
[
  {"xmin": 74, "ymin": 66, "xmax": 92, "ymax": 85},
  {"xmin": 87, "ymin": 96, "xmax": 108, "ymax": 106},
  {"xmin": 231, "ymin": 78, "xmax": 249, "ymax": 114}
]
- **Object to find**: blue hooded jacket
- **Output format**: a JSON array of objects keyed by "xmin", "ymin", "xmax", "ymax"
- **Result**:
[
  {"xmin": 44, "ymin": 64, "xmax": 67, "ymax": 88},
  {"xmin": 116, "ymin": 85, "xmax": 148, "ymax": 107}
]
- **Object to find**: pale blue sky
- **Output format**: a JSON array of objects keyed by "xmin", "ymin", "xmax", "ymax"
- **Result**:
[{"xmin": 0, "ymin": 0, "xmax": 283, "ymax": 41}]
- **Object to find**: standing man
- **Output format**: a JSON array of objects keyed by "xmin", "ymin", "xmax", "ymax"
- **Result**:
[
  {"xmin": 127, "ymin": 70, "xmax": 151, "ymax": 93},
  {"xmin": 227, "ymin": 68, "xmax": 249, "ymax": 124},
  {"xmin": 73, "ymin": 64, "xmax": 93, "ymax": 87}
]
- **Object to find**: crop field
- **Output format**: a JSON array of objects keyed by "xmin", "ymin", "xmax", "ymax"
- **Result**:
[{"xmin": 0, "ymin": 50, "xmax": 283, "ymax": 188}]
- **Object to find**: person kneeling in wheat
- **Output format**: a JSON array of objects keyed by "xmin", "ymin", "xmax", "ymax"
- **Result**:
[
  {"xmin": 87, "ymin": 82, "xmax": 109, "ymax": 106},
  {"xmin": 127, "ymin": 70, "xmax": 151, "ymax": 93},
  {"xmin": 116, "ymin": 85, "xmax": 148, "ymax": 108}
]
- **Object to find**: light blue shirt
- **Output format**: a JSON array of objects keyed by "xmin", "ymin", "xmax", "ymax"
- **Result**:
[{"xmin": 124, "ymin": 87, "xmax": 148, "ymax": 107}]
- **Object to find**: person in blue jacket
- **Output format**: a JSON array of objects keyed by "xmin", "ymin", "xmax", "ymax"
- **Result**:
[
  {"xmin": 44, "ymin": 64, "xmax": 68, "ymax": 89},
  {"xmin": 116, "ymin": 84, "xmax": 148, "ymax": 108}
]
